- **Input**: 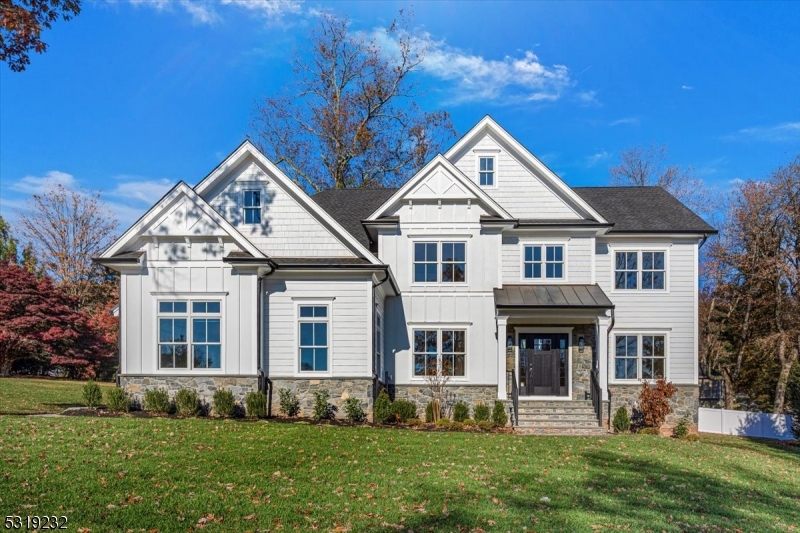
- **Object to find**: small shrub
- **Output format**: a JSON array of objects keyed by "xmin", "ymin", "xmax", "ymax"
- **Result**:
[
  {"xmin": 245, "ymin": 391, "xmax": 267, "ymax": 419},
  {"xmin": 407, "ymin": 417, "xmax": 422, "ymax": 426},
  {"xmin": 473, "ymin": 403, "xmax": 490, "ymax": 422},
  {"xmin": 312, "ymin": 389, "xmax": 333, "ymax": 420},
  {"xmin": 425, "ymin": 401, "xmax": 435, "ymax": 423},
  {"xmin": 373, "ymin": 390, "xmax": 393, "ymax": 424},
  {"xmin": 453, "ymin": 401, "xmax": 469, "ymax": 423},
  {"xmin": 278, "ymin": 388, "xmax": 300, "ymax": 417},
  {"xmin": 638, "ymin": 427, "xmax": 658, "ymax": 435},
  {"xmin": 435, "ymin": 418, "xmax": 452, "ymax": 429},
  {"xmin": 82, "ymin": 380, "xmax": 102, "ymax": 408},
  {"xmin": 685, "ymin": 433, "xmax": 700, "ymax": 442},
  {"xmin": 391, "ymin": 399, "xmax": 417, "ymax": 423},
  {"xmin": 105, "ymin": 387, "xmax": 130, "ymax": 413},
  {"xmin": 144, "ymin": 388, "xmax": 171, "ymax": 414},
  {"xmin": 613, "ymin": 406, "xmax": 631, "ymax": 433},
  {"xmin": 174, "ymin": 389, "xmax": 200, "ymax": 417},
  {"xmin": 463, "ymin": 418, "xmax": 476, "ymax": 427},
  {"xmin": 343, "ymin": 397, "xmax": 365, "ymax": 423},
  {"xmin": 477, "ymin": 420, "xmax": 493, "ymax": 431},
  {"xmin": 673, "ymin": 414, "xmax": 692, "ymax": 439},
  {"xmin": 212, "ymin": 388, "xmax": 236, "ymax": 418},
  {"xmin": 638, "ymin": 379, "xmax": 677, "ymax": 429},
  {"xmin": 450, "ymin": 421, "xmax": 464, "ymax": 430},
  {"xmin": 491, "ymin": 401, "xmax": 508, "ymax": 427}
]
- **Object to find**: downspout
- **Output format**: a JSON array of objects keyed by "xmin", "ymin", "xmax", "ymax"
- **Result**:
[
  {"xmin": 257, "ymin": 261, "xmax": 277, "ymax": 394},
  {"xmin": 605, "ymin": 306, "xmax": 616, "ymax": 430},
  {"xmin": 372, "ymin": 267, "xmax": 392, "ymax": 390},
  {"xmin": 698, "ymin": 233, "xmax": 710, "ymax": 249}
]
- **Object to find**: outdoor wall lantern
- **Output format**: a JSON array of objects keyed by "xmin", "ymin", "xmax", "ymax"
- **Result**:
[
  {"xmin": 506, "ymin": 335, "xmax": 514, "ymax": 347},
  {"xmin": 578, "ymin": 335, "xmax": 586, "ymax": 353}
]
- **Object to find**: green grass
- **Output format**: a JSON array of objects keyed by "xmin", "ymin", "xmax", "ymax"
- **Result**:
[
  {"xmin": 0, "ymin": 417, "xmax": 798, "ymax": 532},
  {"xmin": 0, "ymin": 377, "xmax": 115, "ymax": 414}
]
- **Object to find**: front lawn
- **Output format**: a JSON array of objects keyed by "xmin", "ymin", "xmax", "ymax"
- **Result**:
[
  {"xmin": 0, "ymin": 377, "xmax": 115, "ymax": 415},
  {"xmin": 0, "ymin": 417, "xmax": 797, "ymax": 532}
]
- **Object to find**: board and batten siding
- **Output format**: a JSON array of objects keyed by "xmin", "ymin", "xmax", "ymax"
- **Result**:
[
  {"xmin": 596, "ymin": 239, "xmax": 698, "ymax": 384},
  {"xmin": 501, "ymin": 233, "xmax": 594, "ymax": 284},
  {"xmin": 450, "ymin": 134, "xmax": 581, "ymax": 220},
  {"xmin": 120, "ymin": 257, "xmax": 258, "ymax": 377},
  {"xmin": 205, "ymin": 160, "xmax": 355, "ymax": 257},
  {"xmin": 263, "ymin": 275, "xmax": 373, "ymax": 378}
]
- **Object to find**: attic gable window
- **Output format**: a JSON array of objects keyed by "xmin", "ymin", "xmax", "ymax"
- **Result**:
[
  {"xmin": 479, "ymin": 156, "xmax": 495, "ymax": 187},
  {"xmin": 243, "ymin": 190, "xmax": 261, "ymax": 224}
]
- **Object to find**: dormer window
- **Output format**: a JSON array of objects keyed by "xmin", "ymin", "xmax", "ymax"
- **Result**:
[
  {"xmin": 243, "ymin": 190, "xmax": 261, "ymax": 224},
  {"xmin": 479, "ymin": 156, "xmax": 495, "ymax": 187}
]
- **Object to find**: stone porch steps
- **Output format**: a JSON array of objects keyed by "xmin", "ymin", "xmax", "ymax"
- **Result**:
[{"xmin": 514, "ymin": 400, "xmax": 607, "ymax": 435}]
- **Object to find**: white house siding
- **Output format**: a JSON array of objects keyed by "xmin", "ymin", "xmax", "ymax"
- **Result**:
[
  {"xmin": 263, "ymin": 274, "xmax": 373, "ymax": 378},
  {"xmin": 596, "ymin": 238, "xmax": 698, "ymax": 384},
  {"xmin": 120, "ymin": 257, "xmax": 258, "ymax": 377},
  {"xmin": 450, "ymin": 134, "xmax": 581, "ymax": 220},
  {"xmin": 205, "ymin": 159, "xmax": 355, "ymax": 257},
  {"xmin": 500, "ymin": 232, "xmax": 594, "ymax": 284}
]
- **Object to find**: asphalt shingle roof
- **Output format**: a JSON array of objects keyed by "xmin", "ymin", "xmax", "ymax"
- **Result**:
[
  {"xmin": 312, "ymin": 188, "xmax": 398, "ymax": 247},
  {"xmin": 573, "ymin": 186, "xmax": 716, "ymax": 234}
]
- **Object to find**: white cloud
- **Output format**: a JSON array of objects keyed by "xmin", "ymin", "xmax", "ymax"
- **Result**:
[
  {"xmin": 130, "ymin": 0, "xmax": 302, "ymax": 25},
  {"xmin": 107, "ymin": 176, "xmax": 174, "ymax": 205},
  {"xmin": 585, "ymin": 150, "xmax": 611, "ymax": 167},
  {"xmin": 724, "ymin": 122, "xmax": 800, "ymax": 143},
  {"xmin": 10, "ymin": 170, "xmax": 77, "ymax": 194},
  {"xmin": 681, "ymin": 85, "xmax": 694, "ymax": 90},
  {"xmin": 374, "ymin": 30, "xmax": 574, "ymax": 105},
  {"xmin": 608, "ymin": 117, "xmax": 639, "ymax": 127},
  {"xmin": 576, "ymin": 91, "xmax": 599, "ymax": 106},
  {"xmin": 221, "ymin": 0, "xmax": 302, "ymax": 18}
]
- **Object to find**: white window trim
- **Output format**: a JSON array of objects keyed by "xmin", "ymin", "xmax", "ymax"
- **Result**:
[
  {"xmin": 242, "ymin": 189, "xmax": 262, "ymax": 225},
  {"xmin": 294, "ymin": 301, "xmax": 333, "ymax": 377},
  {"xmin": 375, "ymin": 306, "xmax": 383, "ymax": 378},
  {"xmin": 515, "ymin": 327, "xmax": 573, "ymax": 401},
  {"xmin": 518, "ymin": 241, "xmax": 569, "ymax": 283},
  {"xmin": 153, "ymin": 297, "xmax": 225, "ymax": 374},
  {"xmin": 609, "ymin": 331, "xmax": 670, "ymax": 385},
  {"xmin": 475, "ymin": 154, "xmax": 498, "ymax": 189},
  {"xmin": 410, "ymin": 240, "xmax": 468, "ymax": 286},
  {"xmin": 609, "ymin": 246, "xmax": 670, "ymax": 293},
  {"xmin": 408, "ymin": 325, "xmax": 469, "ymax": 383}
]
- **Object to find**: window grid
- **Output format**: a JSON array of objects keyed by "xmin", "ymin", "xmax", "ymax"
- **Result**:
[
  {"xmin": 413, "ymin": 242, "xmax": 467, "ymax": 283},
  {"xmin": 479, "ymin": 156, "xmax": 495, "ymax": 186},
  {"xmin": 441, "ymin": 242, "xmax": 466, "ymax": 283},
  {"xmin": 158, "ymin": 300, "xmax": 221, "ymax": 370},
  {"xmin": 413, "ymin": 329, "xmax": 466, "ymax": 377},
  {"xmin": 413, "ymin": 242, "xmax": 438, "ymax": 283},
  {"xmin": 243, "ymin": 190, "xmax": 261, "ymax": 225},
  {"xmin": 642, "ymin": 252, "xmax": 666, "ymax": 290},
  {"xmin": 614, "ymin": 335, "xmax": 638, "ymax": 380},
  {"xmin": 298, "ymin": 305, "xmax": 329, "ymax": 372},
  {"xmin": 523, "ymin": 245, "xmax": 564, "ymax": 279},
  {"xmin": 615, "ymin": 252, "xmax": 639, "ymax": 290},
  {"xmin": 614, "ymin": 334, "xmax": 667, "ymax": 381}
]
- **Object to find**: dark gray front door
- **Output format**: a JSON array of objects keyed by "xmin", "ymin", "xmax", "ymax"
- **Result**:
[{"xmin": 518, "ymin": 333, "xmax": 569, "ymax": 397}]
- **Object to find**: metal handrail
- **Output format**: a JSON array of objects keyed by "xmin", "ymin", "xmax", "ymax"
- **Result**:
[
  {"xmin": 590, "ymin": 370, "xmax": 603, "ymax": 427},
  {"xmin": 508, "ymin": 369, "xmax": 519, "ymax": 427}
]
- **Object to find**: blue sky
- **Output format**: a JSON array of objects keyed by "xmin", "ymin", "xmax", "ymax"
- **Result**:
[{"xmin": 1, "ymin": 0, "xmax": 799, "ymax": 228}]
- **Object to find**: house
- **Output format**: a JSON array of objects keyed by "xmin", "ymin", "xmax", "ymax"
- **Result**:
[{"xmin": 95, "ymin": 116, "xmax": 716, "ymax": 430}]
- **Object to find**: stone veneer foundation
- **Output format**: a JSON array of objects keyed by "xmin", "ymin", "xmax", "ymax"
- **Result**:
[
  {"xmin": 392, "ymin": 385, "xmax": 498, "ymax": 419},
  {"xmin": 605, "ymin": 383, "xmax": 700, "ymax": 429},
  {"xmin": 268, "ymin": 378, "xmax": 375, "ymax": 420},
  {"xmin": 120, "ymin": 375, "xmax": 260, "ymax": 407}
]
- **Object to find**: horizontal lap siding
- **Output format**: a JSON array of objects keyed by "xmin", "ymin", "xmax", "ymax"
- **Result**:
[
  {"xmin": 264, "ymin": 277, "xmax": 371, "ymax": 377},
  {"xmin": 597, "ymin": 240, "xmax": 697, "ymax": 383},
  {"xmin": 451, "ymin": 135, "xmax": 581, "ymax": 220},
  {"xmin": 208, "ymin": 161, "xmax": 354, "ymax": 257}
]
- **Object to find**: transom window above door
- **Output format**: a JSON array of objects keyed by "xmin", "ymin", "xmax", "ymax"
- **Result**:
[
  {"xmin": 523, "ymin": 245, "xmax": 564, "ymax": 280},
  {"xmin": 413, "ymin": 242, "xmax": 466, "ymax": 283}
]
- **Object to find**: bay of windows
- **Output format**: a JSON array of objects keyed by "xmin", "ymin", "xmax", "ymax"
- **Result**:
[
  {"xmin": 614, "ymin": 334, "xmax": 666, "ymax": 380},
  {"xmin": 299, "ymin": 305, "xmax": 329, "ymax": 372},
  {"xmin": 615, "ymin": 251, "xmax": 665, "ymax": 290},
  {"xmin": 413, "ymin": 242, "xmax": 466, "ymax": 283},
  {"xmin": 523, "ymin": 244, "xmax": 564, "ymax": 279},
  {"xmin": 158, "ymin": 300, "xmax": 221, "ymax": 370},
  {"xmin": 413, "ymin": 329, "xmax": 466, "ymax": 377}
]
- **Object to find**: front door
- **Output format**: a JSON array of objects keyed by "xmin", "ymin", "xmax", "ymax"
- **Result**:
[{"xmin": 518, "ymin": 333, "xmax": 569, "ymax": 397}]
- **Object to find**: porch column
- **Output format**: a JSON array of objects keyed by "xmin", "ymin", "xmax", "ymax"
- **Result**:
[
  {"xmin": 598, "ymin": 315, "xmax": 610, "ymax": 401},
  {"xmin": 497, "ymin": 315, "xmax": 508, "ymax": 400}
]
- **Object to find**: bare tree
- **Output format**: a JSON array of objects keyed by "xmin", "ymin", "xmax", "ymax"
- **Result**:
[
  {"xmin": 609, "ymin": 145, "xmax": 710, "ymax": 215},
  {"xmin": 250, "ymin": 11, "xmax": 456, "ymax": 192},
  {"xmin": 16, "ymin": 184, "xmax": 117, "ymax": 307}
]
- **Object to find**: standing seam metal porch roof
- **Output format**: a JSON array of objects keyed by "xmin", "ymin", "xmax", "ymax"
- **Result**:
[{"xmin": 494, "ymin": 284, "xmax": 614, "ymax": 309}]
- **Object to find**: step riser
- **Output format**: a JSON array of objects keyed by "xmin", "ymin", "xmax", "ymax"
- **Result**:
[
  {"xmin": 518, "ymin": 421, "xmax": 602, "ymax": 428},
  {"xmin": 516, "ymin": 428, "xmax": 608, "ymax": 436},
  {"xmin": 518, "ymin": 409, "xmax": 597, "ymax": 416},
  {"xmin": 517, "ymin": 415, "xmax": 600, "ymax": 422}
]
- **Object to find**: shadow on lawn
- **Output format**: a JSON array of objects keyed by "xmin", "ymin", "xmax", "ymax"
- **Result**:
[{"xmin": 371, "ymin": 440, "xmax": 799, "ymax": 532}]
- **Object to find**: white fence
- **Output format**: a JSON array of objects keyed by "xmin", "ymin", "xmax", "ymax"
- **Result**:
[{"xmin": 698, "ymin": 407, "xmax": 795, "ymax": 440}]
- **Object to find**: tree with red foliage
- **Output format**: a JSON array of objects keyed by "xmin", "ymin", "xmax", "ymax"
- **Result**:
[{"xmin": 0, "ymin": 261, "xmax": 113, "ymax": 377}]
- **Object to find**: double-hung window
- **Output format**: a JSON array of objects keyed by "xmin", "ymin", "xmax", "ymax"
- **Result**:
[
  {"xmin": 298, "ymin": 305, "xmax": 329, "ymax": 372},
  {"xmin": 614, "ymin": 334, "xmax": 666, "ymax": 380},
  {"xmin": 413, "ymin": 242, "xmax": 466, "ymax": 283},
  {"xmin": 615, "ymin": 251, "xmax": 666, "ymax": 290},
  {"xmin": 375, "ymin": 307, "xmax": 383, "ymax": 376},
  {"xmin": 158, "ymin": 300, "xmax": 221, "ymax": 370},
  {"xmin": 479, "ymin": 156, "xmax": 495, "ymax": 186},
  {"xmin": 523, "ymin": 244, "xmax": 564, "ymax": 279},
  {"xmin": 413, "ymin": 329, "xmax": 466, "ymax": 377},
  {"xmin": 243, "ymin": 190, "xmax": 261, "ymax": 224}
]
